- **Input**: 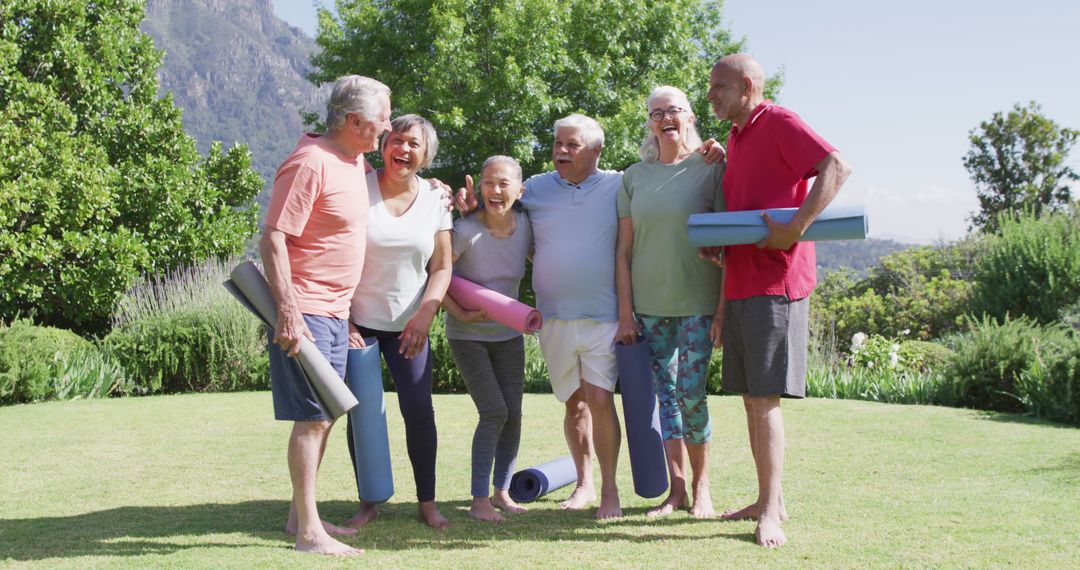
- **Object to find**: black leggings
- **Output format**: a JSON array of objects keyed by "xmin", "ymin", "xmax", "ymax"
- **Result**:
[{"xmin": 347, "ymin": 325, "xmax": 437, "ymax": 502}]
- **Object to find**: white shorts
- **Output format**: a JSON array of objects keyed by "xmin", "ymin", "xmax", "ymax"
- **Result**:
[{"xmin": 537, "ymin": 318, "xmax": 618, "ymax": 402}]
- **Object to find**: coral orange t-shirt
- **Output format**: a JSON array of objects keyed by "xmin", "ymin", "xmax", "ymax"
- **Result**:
[{"xmin": 264, "ymin": 134, "xmax": 368, "ymax": 318}]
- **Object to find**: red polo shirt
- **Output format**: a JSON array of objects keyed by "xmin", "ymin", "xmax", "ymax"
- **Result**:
[{"xmin": 722, "ymin": 102, "xmax": 837, "ymax": 301}]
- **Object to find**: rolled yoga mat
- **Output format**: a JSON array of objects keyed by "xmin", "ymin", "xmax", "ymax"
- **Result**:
[
  {"xmin": 687, "ymin": 204, "xmax": 868, "ymax": 247},
  {"xmin": 615, "ymin": 336, "xmax": 669, "ymax": 499},
  {"xmin": 346, "ymin": 343, "xmax": 394, "ymax": 504},
  {"xmin": 446, "ymin": 276, "xmax": 543, "ymax": 333},
  {"xmin": 508, "ymin": 456, "xmax": 577, "ymax": 503},
  {"xmin": 224, "ymin": 261, "xmax": 359, "ymax": 420}
]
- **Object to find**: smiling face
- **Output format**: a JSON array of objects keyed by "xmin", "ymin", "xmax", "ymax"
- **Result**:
[
  {"xmin": 480, "ymin": 161, "xmax": 523, "ymax": 215},
  {"xmin": 707, "ymin": 63, "xmax": 745, "ymax": 122},
  {"xmin": 647, "ymin": 93, "xmax": 694, "ymax": 148},
  {"xmin": 380, "ymin": 124, "xmax": 426, "ymax": 179},
  {"xmin": 552, "ymin": 126, "xmax": 601, "ymax": 184}
]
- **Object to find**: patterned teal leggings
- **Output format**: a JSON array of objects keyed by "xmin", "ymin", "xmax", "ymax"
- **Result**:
[{"xmin": 638, "ymin": 315, "xmax": 713, "ymax": 445}]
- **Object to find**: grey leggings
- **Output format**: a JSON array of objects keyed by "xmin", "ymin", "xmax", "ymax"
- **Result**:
[{"xmin": 449, "ymin": 336, "xmax": 525, "ymax": 497}]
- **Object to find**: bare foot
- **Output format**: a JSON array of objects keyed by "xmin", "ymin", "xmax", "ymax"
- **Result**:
[
  {"xmin": 720, "ymin": 501, "xmax": 790, "ymax": 522},
  {"xmin": 295, "ymin": 531, "xmax": 364, "ymax": 556},
  {"xmin": 647, "ymin": 491, "xmax": 689, "ymax": 517},
  {"xmin": 689, "ymin": 486, "xmax": 715, "ymax": 519},
  {"xmin": 595, "ymin": 487, "xmax": 623, "ymax": 520},
  {"xmin": 755, "ymin": 515, "xmax": 787, "ymax": 548},
  {"xmin": 343, "ymin": 501, "xmax": 379, "ymax": 528},
  {"xmin": 559, "ymin": 484, "xmax": 596, "ymax": 510},
  {"xmin": 285, "ymin": 517, "xmax": 358, "ymax": 536},
  {"xmin": 492, "ymin": 491, "xmax": 528, "ymax": 514},
  {"xmin": 419, "ymin": 501, "xmax": 451, "ymax": 530},
  {"xmin": 469, "ymin": 497, "xmax": 505, "ymax": 522}
]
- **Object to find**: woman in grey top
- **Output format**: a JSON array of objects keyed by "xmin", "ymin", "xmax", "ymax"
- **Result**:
[{"xmin": 443, "ymin": 156, "xmax": 533, "ymax": 522}]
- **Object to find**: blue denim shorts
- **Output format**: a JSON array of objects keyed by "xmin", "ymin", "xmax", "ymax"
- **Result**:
[{"xmin": 268, "ymin": 314, "xmax": 348, "ymax": 421}]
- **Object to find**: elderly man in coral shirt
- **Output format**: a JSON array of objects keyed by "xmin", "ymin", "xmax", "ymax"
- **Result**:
[
  {"xmin": 707, "ymin": 54, "xmax": 851, "ymax": 548},
  {"xmin": 260, "ymin": 75, "xmax": 391, "ymax": 557}
]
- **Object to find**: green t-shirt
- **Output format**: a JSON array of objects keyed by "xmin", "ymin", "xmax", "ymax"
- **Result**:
[{"xmin": 616, "ymin": 153, "xmax": 725, "ymax": 317}]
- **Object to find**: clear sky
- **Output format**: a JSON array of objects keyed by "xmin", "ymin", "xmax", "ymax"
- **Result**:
[{"xmin": 272, "ymin": 0, "xmax": 1080, "ymax": 243}]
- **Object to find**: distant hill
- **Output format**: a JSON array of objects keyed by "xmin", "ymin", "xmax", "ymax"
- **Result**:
[
  {"xmin": 141, "ymin": 0, "xmax": 327, "ymax": 202},
  {"xmin": 816, "ymin": 238, "xmax": 911, "ymax": 273}
]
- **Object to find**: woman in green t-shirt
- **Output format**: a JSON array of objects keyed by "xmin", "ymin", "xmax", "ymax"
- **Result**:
[{"xmin": 615, "ymin": 85, "xmax": 725, "ymax": 519}]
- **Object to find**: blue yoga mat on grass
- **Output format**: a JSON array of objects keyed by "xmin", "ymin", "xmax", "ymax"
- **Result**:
[
  {"xmin": 346, "ymin": 343, "xmax": 394, "ymax": 504},
  {"xmin": 616, "ymin": 336, "xmax": 669, "ymax": 499},
  {"xmin": 687, "ymin": 204, "xmax": 868, "ymax": 247},
  {"xmin": 509, "ymin": 456, "xmax": 577, "ymax": 503}
]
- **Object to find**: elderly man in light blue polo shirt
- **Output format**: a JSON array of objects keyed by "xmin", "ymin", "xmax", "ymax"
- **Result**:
[{"xmin": 520, "ymin": 114, "xmax": 625, "ymax": 519}]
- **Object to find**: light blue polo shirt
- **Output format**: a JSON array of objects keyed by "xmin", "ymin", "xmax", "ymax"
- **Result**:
[{"xmin": 520, "ymin": 170, "xmax": 621, "ymax": 322}]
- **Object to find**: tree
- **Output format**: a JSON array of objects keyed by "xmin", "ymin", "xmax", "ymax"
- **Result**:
[
  {"xmin": 963, "ymin": 101, "xmax": 1079, "ymax": 232},
  {"xmin": 310, "ymin": 0, "xmax": 777, "ymax": 180},
  {"xmin": 0, "ymin": 0, "xmax": 263, "ymax": 334}
]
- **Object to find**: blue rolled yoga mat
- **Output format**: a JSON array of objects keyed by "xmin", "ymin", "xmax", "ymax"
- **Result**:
[
  {"xmin": 346, "ymin": 343, "xmax": 394, "ymax": 504},
  {"xmin": 687, "ymin": 204, "xmax": 868, "ymax": 247},
  {"xmin": 616, "ymin": 336, "xmax": 669, "ymax": 499},
  {"xmin": 508, "ymin": 456, "xmax": 577, "ymax": 503}
]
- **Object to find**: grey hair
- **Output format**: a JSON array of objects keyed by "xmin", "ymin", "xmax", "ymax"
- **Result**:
[
  {"xmin": 325, "ymin": 75, "xmax": 391, "ymax": 131},
  {"xmin": 638, "ymin": 85, "xmax": 703, "ymax": 162},
  {"xmin": 553, "ymin": 113, "xmax": 605, "ymax": 149},
  {"xmin": 481, "ymin": 155, "xmax": 523, "ymax": 182},
  {"xmin": 380, "ymin": 114, "xmax": 439, "ymax": 170}
]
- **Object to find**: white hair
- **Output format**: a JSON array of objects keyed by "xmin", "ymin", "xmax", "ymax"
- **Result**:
[
  {"xmin": 638, "ymin": 85, "xmax": 703, "ymax": 162},
  {"xmin": 326, "ymin": 75, "xmax": 391, "ymax": 131},
  {"xmin": 481, "ymin": 155, "xmax": 523, "ymax": 181},
  {"xmin": 380, "ymin": 114, "xmax": 439, "ymax": 170},
  {"xmin": 553, "ymin": 113, "xmax": 605, "ymax": 149}
]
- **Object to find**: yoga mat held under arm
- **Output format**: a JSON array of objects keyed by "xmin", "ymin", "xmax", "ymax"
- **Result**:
[
  {"xmin": 224, "ymin": 261, "xmax": 359, "ymax": 419},
  {"xmin": 446, "ymin": 276, "xmax": 543, "ymax": 333},
  {"xmin": 508, "ymin": 456, "xmax": 577, "ymax": 503},
  {"xmin": 687, "ymin": 204, "xmax": 868, "ymax": 247},
  {"xmin": 346, "ymin": 343, "xmax": 394, "ymax": 504},
  {"xmin": 616, "ymin": 336, "xmax": 669, "ymax": 499}
]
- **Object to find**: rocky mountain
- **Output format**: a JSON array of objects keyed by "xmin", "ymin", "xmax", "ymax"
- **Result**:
[{"xmin": 141, "ymin": 0, "xmax": 327, "ymax": 199}]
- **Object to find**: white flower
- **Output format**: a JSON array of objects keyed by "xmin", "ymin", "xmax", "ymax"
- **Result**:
[
  {"xmin": 889, "ymin": 352, "xmax": 900, "ymax": 368},
  {"xmin": 851, "ymin": 332, "xmax": 867, "ymax": 352},
  {"xmin": 901, "ymin": 328, "xmax": 911, "ymax": 336}
]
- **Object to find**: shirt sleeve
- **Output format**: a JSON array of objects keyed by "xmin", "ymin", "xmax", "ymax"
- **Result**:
[
  {"xmin": 265, "ymin": 163, "xmax": 320, "ymax": 236},
  {"xmin": 616, "ymin": 172, "xmax": 633, "ymax": 218},
  {"xmin": 775, "ymin": 110, "xmax": 837, "ymax": 180},
  {"xmin": 451, "ymin": 218, "xmax": 471, "ymax": 260}
]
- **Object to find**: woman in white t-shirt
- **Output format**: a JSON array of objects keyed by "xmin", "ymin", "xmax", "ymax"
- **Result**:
[{"xmin": 344, "ymin": 114, "xmax": 453, "ymax": 530}]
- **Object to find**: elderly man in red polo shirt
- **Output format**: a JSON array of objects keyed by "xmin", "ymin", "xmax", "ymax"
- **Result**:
[{"xmin": 706, "ymin": 54, "xmax": 851, "ymax": 548}]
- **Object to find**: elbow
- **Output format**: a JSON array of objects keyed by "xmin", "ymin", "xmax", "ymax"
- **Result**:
[{"xmin": 832, "ymin": 152, "xmax": 853, "ymax": 185}]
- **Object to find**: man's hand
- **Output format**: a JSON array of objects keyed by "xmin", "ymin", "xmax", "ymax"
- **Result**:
[
  {"xmin": 348, "ymin": 321, "xmax": 367, "ymax": 349},
  {"xmin": 453, "ymin": 175, "xmax": 479, "ymax": 215},
  {"xmin": 698, "ymin": 246, "xmax": 724, "ymax": 268},
  {"xmin": 755, "ymin": 212, "xmax": 802, "ymax": 251},
  {"xmin": 615, "ymin": 316, "xmax": 640, "ymax": 346},
  {"xmin": 699, "ymin": 138, "xmax": 727, "ymax": 164},
  {"xmin": 274, "ymin": 308, "xmax": 314, "ymax": 357},
  {"xmin": 709, "ymin": 308, "xmax": 724, "ymax": 348}
]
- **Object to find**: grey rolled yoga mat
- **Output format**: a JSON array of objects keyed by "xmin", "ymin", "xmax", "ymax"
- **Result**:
[
  {"xmin": 346, "ymin": 343, "xmax": 394, "ymax": 504},
  {"xmin": 508, "ymin": 456, "xmax": 577, "ymax": 503},
  {"xmin": 687, "ymin": 204, "xmax": 868, "ymax": 247},
  {"xmin": 223, "ymin": 261, "xmax": 359, "ymax": 420},
  {"xmin": 616, "ymin": 336, "xmax": 669, "ymax": 499}
]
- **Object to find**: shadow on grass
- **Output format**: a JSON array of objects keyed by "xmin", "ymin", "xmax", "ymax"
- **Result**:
[
  {"xmin": 0, "ymin": 499, "xmax": 753, "ymax": 561},
  {"xmin": 1030, "ymin": 451, "xmax": 1080, "ymax": 484},
  {"xmin": 973, "ymin": 410, "xmax": 1079, "ymax": 430}
]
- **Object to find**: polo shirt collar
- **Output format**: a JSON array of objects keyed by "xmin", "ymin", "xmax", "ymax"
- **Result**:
[
  {"xmin": 730, "ymin": 100, "xmax": 773, "ymax": 137},
  {"xmin": 555, "ymin": 169, "xmax": 604, "ymax": 189}
]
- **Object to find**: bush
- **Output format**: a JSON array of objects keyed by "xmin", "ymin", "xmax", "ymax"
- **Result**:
[
  {"xmin": 971, "ymin": 207, "xmax": 1080, "ymax": 325},
  {"xmin": 0, "ymin": 319, "xmax": 128, "ymax": 404},
  {"xmin": 104, "ymin": 259, "xmax": 268, "ymax": 394},
  {"xmin": 944, "ymin": 315, "xmax": 1079, "ymax": 418}
]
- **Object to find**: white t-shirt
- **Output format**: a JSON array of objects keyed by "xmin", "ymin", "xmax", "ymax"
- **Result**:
[{"xmin": 350, "ymin": 172, "xmax": 452, "ymax": 331}]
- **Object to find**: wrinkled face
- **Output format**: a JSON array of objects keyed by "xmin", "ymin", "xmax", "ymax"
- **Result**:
[
  {"xmin": 707, "ymin": 64, "xmax": 744, "ymax": 121},
  {"xmin": 480, "ymin": 162, "xmax": 523, "ymax": 215},
  {"xmin": 352, "ymin": 93, "xmax": 392, "ymax": 153},
  {"xmin": 647, "ymin": 93, "xmax": 694, "ymax": 145},
  {"xmin": 552, "ymin": 126, "xmax": 601, "ymax": 182},
  {"xmin": 381, "ymin": 125, "xmax": 426, "ymax": 179}
]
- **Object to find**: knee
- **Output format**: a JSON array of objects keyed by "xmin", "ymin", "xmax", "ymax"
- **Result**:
[
  {"xmin": 584, "ymin": 385, "xmax": 615, "ymax": 415},
  {"xmin": 479, "ymin": 404, "xmax": 509, "ymax": 426}
]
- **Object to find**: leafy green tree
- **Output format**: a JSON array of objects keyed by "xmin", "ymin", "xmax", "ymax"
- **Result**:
[
  {"xmin": 310, "ymin": 0, "xmax": 774, "ymax": 180},
  {"xmin": 0, "ymin": 0, "xmax": 263, "ymax": 334},
  {"xmin": 963, "ymin": 101, "xmax": 1078, "ymax": 232}
]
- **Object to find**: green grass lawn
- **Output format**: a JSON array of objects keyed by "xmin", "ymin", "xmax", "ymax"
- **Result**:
[{"xmin": 2, "ymin": 392, "xmax": 1079, "ymax": 568}]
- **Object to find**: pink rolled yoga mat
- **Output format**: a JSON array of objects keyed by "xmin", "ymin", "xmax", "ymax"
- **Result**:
[{"xmin": 446, "ymin": 276, "xmax": 543, "ymax": 333}]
